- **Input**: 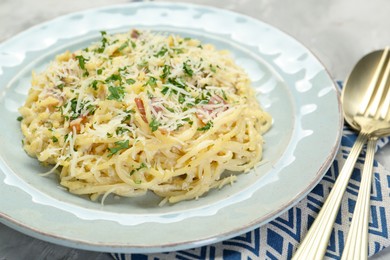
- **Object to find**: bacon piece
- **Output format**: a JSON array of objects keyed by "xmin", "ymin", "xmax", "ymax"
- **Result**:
[
  {"xmin": 131, "ymin": 29, "xmax": 140, "ymax": 39},
  {"xmin": 196, "ymin": 95, "xmax": 228, "ymax": 123},
  {"xmin": 151, "ymin": 97, "xmax": 163, "ymax": 114},
  {"xmin": 135, "ymin": 98, "xmax": 147, "ymax": 123}
]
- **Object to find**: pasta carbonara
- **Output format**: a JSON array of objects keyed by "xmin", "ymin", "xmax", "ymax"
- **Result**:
[{"xmin": 19, "ymin": 30, "xmax": 272, "ymax": 204}]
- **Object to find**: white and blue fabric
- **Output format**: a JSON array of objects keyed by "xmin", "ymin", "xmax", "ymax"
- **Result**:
[{"xmin": 113, "ymin": 84, "xmax": 390, "ymax": 260}]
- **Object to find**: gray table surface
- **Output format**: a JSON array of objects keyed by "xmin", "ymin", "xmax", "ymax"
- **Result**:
[{"xmin": 1, "ymin": 0, "xmax": 390, "ymax": 259}]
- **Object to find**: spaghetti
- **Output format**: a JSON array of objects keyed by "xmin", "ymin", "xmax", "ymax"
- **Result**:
[{"xmin": 19, "ymin": 30, "xmax": 272, "ymax": 204}]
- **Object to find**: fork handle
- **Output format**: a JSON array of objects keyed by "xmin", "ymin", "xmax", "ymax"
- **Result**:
[
  {"xmin": 292, "ymin": 132, "xmax": 368, "ymax": 260},
  {"xmin": 341, "ymin": 137, "xmax": 377, "ymax": 260}
]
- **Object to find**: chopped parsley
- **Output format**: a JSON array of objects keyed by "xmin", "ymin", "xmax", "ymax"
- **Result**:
[
  {"xmin": 96, "ymin": 31, "xmax": 108, "ymax": 53},
  {"xmin": 146, "ymin": 77, "xmax": 157, "ymax": 87},
  {"xmin": 209, "ymin": 64, "xmax": 217, "ymax": 73},
  {"xmin": 138, "ymin": 60, "xmax": 148, "ymax": 69},
  {"xmin": 107, "ymin": 86, "xmax": 125, "ymax": 101},
  {"xmin": 178, "ymin": 93, "xmax": 185, "ymax": 104},
  {"xmin": 116, "ymin": 127, "xmax": 130, "ymax": 135},
  {"xmin": 182, "ymin": 117, "xmax": 193, "ymax": 125},
  {"xmin": 130, "ymin": 162, "xmax": 147, "ymax": 175},
  {"xmin": 121, "ymin": 109, "xmax": 135, "ymax": 123},
  {"xmin": 163, "ymin": 105, "xmax": 175, "ymax": 113},
  {"xmin": 149, "ymin": 118, "xmax": 160, "ymax": 132},
  {"xmin": 75, "ymin": 55, "xmax": 89, "ymax": 77},
  {"xmin": 168, "ymin": 77, "xmax": 186, "ymax": 89},
  {"xmin": 56, "ymin": 83, "xmax": 64, "ymax": 90},
  {"xmin": 64, "ymin": 133, "xmax": 71, "ymax": 142},
  {"xmin": 105, "ymin": 74, "xmax": 122, "ymax": 83},
  {"xmin": 154, "ymin": 47, "xmax": 168, "ymax": 57},
  {"xmin": 90, "ymin": 80, "xmax": 99, "ymax": 90},
  {"xmin": 118, "ymin": 42, "xmax": 129, "ymax": 52},
  {"xmin": 51, "ymin": 136, "xmax": 58, "ymax": 143},
  {"xmin": 17, "ymin": 116, "xmax": 23, "ymax": 122},
  {"xmin": 221, "ymin": 90, "xmax": 228, "ymax": 100},
  {"xmin": 126, "ymin": 78, "xmax": 136, "ymax": 85},
  {"xmin": 172, "ymin": 48, "xmax": 184, "ymax": 54},
  {"xmin": 108, "ymin": 140, "xmax": 129, "ymax": 157},
  {"xmin": 195, "ymin": 92, "xmax": 211, "ymax": 105},
  {"xmin": 183, "ymin": 61, "xmax": 193, "ymax": 77},
  {"xmin": 161, "ymin": 86, "xmax": 170, "ymax": 95},
  {"xmin": 160, "ymin": 65, "xmax": 171, "ymax": 79},
  {"xmin": 75, "ymin": 55, "xmax": 88, "ymax": 70},
  {"xmin": 197, "ymin": 121, "xmax": 213, "ymax": 131},
  {"xmin": 63, "ymin": 98, "xmax": 96, "ymax": 120}
]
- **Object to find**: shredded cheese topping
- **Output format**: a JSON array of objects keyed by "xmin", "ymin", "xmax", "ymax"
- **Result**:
[{"xmin": 19, "ymin": 30, "xmax": 272, "ymax": 204}]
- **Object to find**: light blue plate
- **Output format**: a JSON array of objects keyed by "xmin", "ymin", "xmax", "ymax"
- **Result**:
[{"xmin": 0, "ymin": 2, "xmax": 342, "ymax": 253}]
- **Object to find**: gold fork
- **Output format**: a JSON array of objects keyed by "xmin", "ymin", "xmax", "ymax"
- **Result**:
[
  {"xmin": 341, "ymin": 47, "xmax": 390, "ymax": 259},
  {"xmin": 293, "ymin": 47, "xmax": 390, "ymax": 260}
]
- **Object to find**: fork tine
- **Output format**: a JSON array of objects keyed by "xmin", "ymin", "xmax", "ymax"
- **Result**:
[
  {"xmin": 368, "ymin": 48, "xmax": 390, "ymax": 118},
  {"xmin": 358, "ymin": 47, "xmax": 390, "ymax": 115},
  {"xmin": 377, "ymin": 72, "xmax": 390, "ymax": 120}
]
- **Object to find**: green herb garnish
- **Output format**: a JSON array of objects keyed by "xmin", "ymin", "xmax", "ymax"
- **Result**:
[
  {"xmin": 105, "ymin": 74, "xmax": 122, "ymax": 83},
  {"xmin": 126, "ymin": 78, "xmax": 136, "ymax": 85},
  {"xmin": 178, "ymin": 93, "xmax": 185, "ymax": 104},
  {"xmin": 149, "ymin": 118, "xmax": 160, "ymax": 132},
  {"xmin": 160, "ymin": 65, "xmax": 171, "ymax": 79},
  {"xmin": 96, "ymin": 31, "xmax": 108, "ymax": 53},
  {"xmin": 146, "ymin": 77, "xmax": 157, "ymax": 87},
  {"xmin": 197, "ymin": 121, "xmax": 213, "ymax": 131},
  {"xmin": 118, "ymin": 42, "xmax": 129, "ymax": 52},
  {"xmin": 183, "ymin": 61, "xmax": 193, "ymax": 77},
  {"xmin": 154, "ymin": 47, "xmax": 168, "ymax": 57},
  {"xmin": 75, "ymin": 55, "xmax": 89, "ymax": 76},
  {"xmin": 221, "ymin": 90, "xmax": 228, "ymax": 100},
  {"xmin": 56, "ymin": 84, "xmax": 64, "ymax": 90},
  {"xmin": 116, "ymin": 127, "xmax": 130, "ymax": 135},
  {"xmin": 209, "ymin": 64, "xmax": 217, "ymax": 73},
  {"xmin": 90, "ymin": 80, "xmax": 99, "ymax": 90},
  {"xmin": 64, "ymin": 97, "xmax": 96, "ymax": 120},
  {"xmin": 107, "ymin": 86, "xmax": 125, "ymax": 101},
  {"xmin": 168, "ymin": 77, "xmax": 186, "ymax": 89},
  {"xmin": 183, "ymin": 117, "xmax": 193, "ymax": 126},
  {"xmin": 138, "ymin": 60, "xmax": 148, "ymax": 69},
  {"xmin": 130, "ymin": 162, "xmax": 147, "ymax": 175},
  {"xmin": 108, "ymin": 140, "xmax": 129, "ymax": 156},
  {"xmin": 121, "ymin": 109, "xmax": 135, "ymax": 123},
  {"xmin": 161, "ymin": 86, "xmax": 170, "ymax": 95}
]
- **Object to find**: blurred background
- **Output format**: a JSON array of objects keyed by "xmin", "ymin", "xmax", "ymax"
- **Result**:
[{"xmin": 2, "ymin": 0, "xmax": 390, "ymax": 81}]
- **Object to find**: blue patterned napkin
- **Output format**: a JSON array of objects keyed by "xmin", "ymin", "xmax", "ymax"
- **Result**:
[
  {"xmin": 112, "ymin": 85, "xmax": 390, "ymax": 260},
  {"xmin": 111, "ymin": 129, "xmax": 390, "ymax": 260}
]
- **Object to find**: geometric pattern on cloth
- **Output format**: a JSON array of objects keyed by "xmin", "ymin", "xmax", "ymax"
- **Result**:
[
  {"xmin": 112, "ymin": 126, "xmax": 390, "ymax": 259},
  {"xmin": 112, "ymin": 83, "xmax": 390, "ymax": 260}
]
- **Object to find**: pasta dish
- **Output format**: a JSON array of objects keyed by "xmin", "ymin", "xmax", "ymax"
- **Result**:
[{"xmin": 18, "ymin": 29, "xmax": 272, "ymax": 204}]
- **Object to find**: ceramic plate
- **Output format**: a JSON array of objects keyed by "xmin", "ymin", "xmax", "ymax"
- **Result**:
[{"xmin": 0, "ymin": 2, "xmax": 342, "ymax": 253}]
